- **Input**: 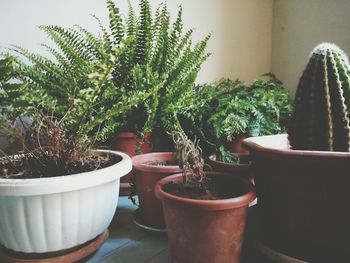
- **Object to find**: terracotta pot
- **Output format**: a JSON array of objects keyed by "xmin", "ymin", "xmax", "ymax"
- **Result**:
[
  {"xmin": 112, "ymin": 131, "xmax": 152, "ymax": 157},
  {"xmin": 132, "ymin": 152, "xmax": 182, "ymax": 230},
  {"xmin": 207, "ymin": 153, "xmax": 251, "ymax": 180},
  {"xmin": 155, "ymin": 172, "xmax": 255, "ymax": 263},
  {"xmin": 112, "ymin": 132, "xmax": 152, "ymax": 190},
  {"xmin": 243, "ymin": 134, "xmax": 350, "ymax": 261},
  {"xmin": 227, "ymin": 134, "xmax": 249, "ymax": 154}
]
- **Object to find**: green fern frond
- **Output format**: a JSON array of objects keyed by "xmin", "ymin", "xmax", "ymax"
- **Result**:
[
  {"xmin": 107, "ymin": 0, "xmax": 125, "ymax": 45},
  {"xmin": 73, "ymin": 25, "xmax": 108, "ymax": 59},
  {"xmin": 126, "ymin": 0, "xmax": 137, "ymax": 37},
  {"xmin": 166, "ymin": 6, "xmax": 183, "ymax": 69},
  {"xmin": 135, "ymin": 0, "xmax": 152, "ymax": 65},
  {"xmin": 90, "ymin": 14, "xmax": 113, "ymax": 51},
  {"xmin": 39, "ymin": 25, "xmax": 89, "ymax": 66}
]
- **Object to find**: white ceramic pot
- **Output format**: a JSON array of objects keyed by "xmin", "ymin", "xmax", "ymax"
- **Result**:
[{"xmin": 0, "ymin": 150, "xmax": 132, "ymax": 253}]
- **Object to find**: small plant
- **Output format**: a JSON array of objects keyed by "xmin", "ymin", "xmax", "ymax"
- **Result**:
[
  {"xmin": 0, "ymin": 112, "xmax": 115, "ymax": 179},
  {"xmin": 0, "ymin": 51, "xmax": 127, "ymax": 178},
  {"xmin": 173, "ymin": 131, "xmax": 207, "ymax": 186},
  {"xmin": 288, "ymin": 43, "xmax": 350, "ymax": 151},
  {"xmin": 171, "ymin": 75, "xmax": 292, "ymax": 162},
  {"xmin": 166, "ymin": 131, "xmax": 217, "ymax": 200},
  {"xmin": 209, "ymin": 74, "xmax": 291, "ymax": 145}
]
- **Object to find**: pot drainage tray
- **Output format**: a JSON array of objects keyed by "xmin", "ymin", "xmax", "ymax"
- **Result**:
[
  {"xmin": 0, "ymin": 229, "xmax": 109, "ymax": 263},
  {"xmin": 133, "ymin": 208, "xmax": 167, "ymax": 232}
]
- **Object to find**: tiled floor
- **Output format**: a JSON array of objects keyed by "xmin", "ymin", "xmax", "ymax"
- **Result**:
[
  {"xmin": 84, "ymin": 197, "xmax": 274, "ymax": 263},
  {"xmin": 85, "ymin": 196, "xmax": 171, "ymax": 263}
]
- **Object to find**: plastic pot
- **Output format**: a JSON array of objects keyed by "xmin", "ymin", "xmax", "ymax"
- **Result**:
[{"xmin": 0, "ymin": 150, "xmax": 131, "ymax": 253}]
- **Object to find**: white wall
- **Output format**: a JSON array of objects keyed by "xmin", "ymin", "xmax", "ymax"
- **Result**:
[
  {"xmin": 271, "ymin": 0, "xmax": 350, "ymax": 96},
  {"xmin": 0, "ymin": 0, "xmax": 273, "ymax": 84}
]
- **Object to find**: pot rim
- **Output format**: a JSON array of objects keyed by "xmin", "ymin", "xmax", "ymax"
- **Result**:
[
  {"xmin": 208, "ymin": 153, "xmax": 251, "ymax": 169},
  {"xmin": 132, "ymin": 152, "xmax": 182, "ymax": 173},
  {"xmin": 243, "ymin": 134, "xmax": 350, "ymax": 158},
  {"xmin": 116, "ymin": 131, "xmax": 152, "ymax": 139},
  {"xmin": 0, "ymin": 149, "xmax": 132, "ymax": 196},
  {"xmin": 155, "ymin": 172, "xmax": 255, "ymax": 211}
]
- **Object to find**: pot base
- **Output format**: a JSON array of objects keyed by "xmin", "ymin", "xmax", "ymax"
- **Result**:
[
  {"xmin": 246, "ymin": 207, "xmax": 306, "ymax": 263},
  {"xmin": 0, "ymin": 230, "xmax": 109, "ymax": 262},
  {"xmin": 132, "ymin": 209, "xmax": 167, "ymax": 232},
  {"xmin": 253, "ymin": 240, "xmax": 307, "ymax": 263}
]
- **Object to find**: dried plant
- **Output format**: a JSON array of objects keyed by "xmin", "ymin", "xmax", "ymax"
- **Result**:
[
  {"xmin": 0, "ymin": 111, "xmax": 114, "ymax": 179},
  {"xmin": 171, "ymin": 131, "xmax": 214, "ymax": 198}
]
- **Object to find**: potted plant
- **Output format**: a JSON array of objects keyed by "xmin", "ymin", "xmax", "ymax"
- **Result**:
[
  {"xmin": 172, "ymin": 76, "xmax": 291, "ymax": 176},
  {"xmin": 109, "ymin": 0, "xmax": 210, "ymax": 193},
  {"xmin": 6, "ymin": 0, "xmax": 156, "ymax": 192},
  {"xmin": 155, "ymin": 131, "xmax": 255, "ymax": 263},
  {"xmin": 208, "ymin": 75, "xmax": 291, "ymax": 158},
  {"xmin": 5, "ymin": 0, "xmax": 208, "ymax": 190},
  {"xmin": 0, "ymin": 110, "xmax": 131, "ymax": 259},
  {"xmin": 211, "ymin": 76, "xmax": 291, "ymax": 179},
  {"xmin": 243, "ymin": 43, "xmax": 350, "ymax": 261},
  {"xmin": 0, "ymin": 42, "xmax": 135, "ymax": 259}
]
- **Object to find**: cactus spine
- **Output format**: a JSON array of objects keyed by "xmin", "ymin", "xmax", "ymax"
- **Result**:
[{"xmin": 288, "ymin": 43, "xmax": 350, "ymax": 151}]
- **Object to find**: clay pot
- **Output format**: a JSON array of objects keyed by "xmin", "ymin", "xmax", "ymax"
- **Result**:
[
  {"xmin": 227, "ymin": 134, "xmax": 249, "ymax": 154},
  {"xmin": 207, "ymin": 153, "xmax": 251, "ymax": 180},
  {"xmin": 243, "ymin": 134, "xmax": 350, "ymax": 261},
  {"xmin": 132, "ymin": 152, "xmax": 182, "ymax": 230},
  {"xmin": 112, "ymin": 131, "xmax": 152, "ymax": 157},
  {"xmin": 112, "ymin": 132, "xmax": 152, "ymax": 192},
  {"xmin": 155, "ymin": 172, "xmax": 255, "ymax": 263}
]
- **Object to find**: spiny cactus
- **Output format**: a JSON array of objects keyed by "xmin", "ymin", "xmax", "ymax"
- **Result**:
[{"xmin": 288, "ymin": 43, "xmax": 350, "ymax": 151}]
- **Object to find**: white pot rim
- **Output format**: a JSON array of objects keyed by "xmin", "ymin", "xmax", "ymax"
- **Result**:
[{"xmin": 0, "ymin": 149, "xmax": 132, "ymax": 196}]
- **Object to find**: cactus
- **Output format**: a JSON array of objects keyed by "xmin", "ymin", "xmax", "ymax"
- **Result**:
[{"xmin": 288, "ymin": 43, "xmax": 350, "ymax": 151}]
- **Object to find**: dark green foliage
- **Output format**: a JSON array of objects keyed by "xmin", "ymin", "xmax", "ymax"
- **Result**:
[
  {"xmin": 106, "ymin": 0, "xmax": 211, "ymax": 143},
  {"xmin": 0, "ymin": 56, "xmax": 27, "ymax": 117},
  {"xmin": 3, "ymin": 0, "xmax": 210, "ymax": 148},
  {"xmin": 174, "ymin": 75, "xmax": 292, "ymax": 162},
  {"xmin": 288, "ymin": 43, "xmax": 350, "ymax": 151}
]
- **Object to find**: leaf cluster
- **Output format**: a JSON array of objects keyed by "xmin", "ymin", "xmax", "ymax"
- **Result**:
[
  {"xmin": 173, "ymin": 74, "xmax": 292, "ymax": 162},
  {"xmin": 1, "ymin": 0, "xmax": 210, "ymax": 151}
]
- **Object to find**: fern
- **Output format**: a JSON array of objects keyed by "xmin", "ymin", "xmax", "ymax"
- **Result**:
[
  {"xmin": 107, "ymin": 0, "xmax": 124, "ymax": 45},
  {"xmin": 126, "ymin": 0, "xmax": 137, "ymax": 37},
  {"xmin": 172, "ymin": 76, "xmax": 292, "ymax": 160},
  {"xmin": 135, "ymin": 0, "xmax": 152, "ymax": 65},
  {"xmin": 5, "ymin": 0, "xmax": 211, "ymax": 149}
]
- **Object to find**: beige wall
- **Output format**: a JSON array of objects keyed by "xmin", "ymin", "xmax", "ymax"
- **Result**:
[
  {"xmin": 1, "ymin": 0, "xmax": 349, "ymax": 92},
  {"xmin": 271, "ymin": 0, "xmax": 350, "ymax": 96},
  {"xmin": 176, "ymin": 0, "xmax": 273, "ymax": 84},
  {"xmin": 0, "ymin": 0, "xmax": 273, "ymax": 85}
]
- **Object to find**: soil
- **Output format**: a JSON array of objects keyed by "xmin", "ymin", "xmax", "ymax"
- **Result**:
[
  {"xmin": 0, "ymin": 153, "xmax": 121, "ymax": 179},
  {"xmin": 163, "ymin": 176, "xmax": 249, "ymax": 200},
  {"xmin": 218, "ymin": 154, "xmax": 251, "ymax": 165},
  {"xmin": 147, "ymin": 160, "xmax": 178, "ymax": 166}
]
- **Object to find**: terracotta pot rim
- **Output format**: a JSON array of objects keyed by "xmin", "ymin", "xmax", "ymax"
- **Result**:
[
  {"xmin": 155, "ymin": 172, "xmax": 255, "ymax": 211},
  {"xmin": 132, "ymin": 152, "xmax": 182, "ymax": 173},
  {"xmin": 243, "ymin": 134, "xmax": 350, "ymax": 159},
  {"xmin": 116, "ymin": 131, "xmax": 152, "ymax": 139},
  {"xmin": 208, "ymin": 153, "xmax": 251, "ymax": 169}
]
